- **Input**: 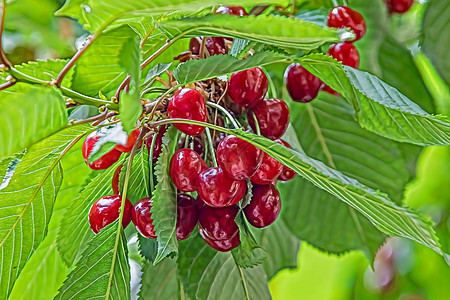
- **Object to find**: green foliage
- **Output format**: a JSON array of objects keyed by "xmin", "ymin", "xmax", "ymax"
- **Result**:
[
  {"xmin": 139, "ymin": 258, "xmax": 179, "ymax": 299},
  {"xmin": 118, "ymin": 148, "xmax": 150, "ymax": 203}
]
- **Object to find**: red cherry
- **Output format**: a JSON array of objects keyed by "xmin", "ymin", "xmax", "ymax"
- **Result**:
[
  {"xmin": 131, "ymin": 198, "xmax": 157, "ymax": 239},
  {"xmin": 197, "ymin": 167, "xmax": 246, "ymax": 207},
  {"xmin": 327, "ymin": 6, "xmax": 367, "ymax": 42},
  {"xmin": 217, "ymin": 135, "xmax": 263, "ymax": 180},
  {"xmin": 244, "ymin": 184, "xmax": 281, "ymax": 228},
  {"xmin": 200, "ymin": 231, "xmax": 241, "ymax": 252},
  {"xmin": 82, "ymin": 132, "xmax": 122, "ymax": 170},
  {"xmin": 251, "ymin": 151, "xmax": 283, "ymax": 185},
  {"xmin": 285, "ymin": 63, "xmax": 323, "ymax": 103},
  {"xmin": 227, "ymin": 67, "xmax": 268, "ymax": 108},
  {"xmin": 248, "ymin": 98, "xmax": 290, "ymax": 139},
  {"xmin": 115, "ymin": 128, "xmax": 142, "ymax": 153},
  {"xmin": 144, "ymin": 125, "xmax": 168, "ymax": 164},
  {"xmin": 322, "ymin": 84, "xmax": 340, "ymax": 96},
  {"xmin": 216, "ymin": 6, "xmax": 248, "ymax": 16},
  {"xmin": 328, "ymin": 43, "xmax": 360, "ymax": 69},
  {"xmin": 189, "ymin": 37, "xmax": 228, "ymax": 56},
  {"xmin": 384, "ymin": 0, "xmax": 414, "ymax": 14},
  {"xmin": 89, "ymin": 195, "xmax": 132, "ymax": 234},
  {"xmin": 112, "ymin": 163, "xmax": 123, "ymax": 195},
  {"xmin": 176, "ymin": 194, "xmax": 198, "ymax": 241},
  {"xmin": 168, "ymin": 88, "xmax": 207, "ymax": 136},
  {"xmin": 198, "ymin": 205, "xmax": 240, "ymax": 249},
  {"xmin": 169, "ymin": 148, "xmax": 207, "ymax": 192},
  {"xmin": 276, "ymin": 139, "xmax": 296, "ymax": 181},
  {"xmin": 177, "ymin": 136, "xmax": 204, "ymax": 156}
]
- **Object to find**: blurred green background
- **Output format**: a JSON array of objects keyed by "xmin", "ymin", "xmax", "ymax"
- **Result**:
[{"xmin": 3, "ymin": 0, "xmax": 448, "ymax": 299}]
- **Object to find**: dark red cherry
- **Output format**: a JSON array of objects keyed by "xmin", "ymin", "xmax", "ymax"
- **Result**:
[
  {"xmin": 176, "ymin": 194, "xmax": 198, "ymax": 241},
  {"xmin": 328, "ymin": 43, "xmax": 360, "ymax": 69},
  {"xmin": 82, "ymin": 132, "xmax": 122, "ymax": 170},
  {"xmin": 217, "ymin": 135, "xmax": 263, "ymax": 180},
  {"xmin": 251, "ymin": 151, "xmax": 283, "ymax": 185},
  {"xmin": 248, "ymin": 98, "xmax": 290, "ymax": 139},
  {"xmin": 131, "ymin": 198, "xmax": 157, "ymax": 239},
  {"xmin": 89, "ymin": 195, "xmax": 132, "ymax": 234},
  {"xmin": 244, "ymin": 184, "xmax": 281, "ymax": 228},
  {"xmin": 227, "ymin": 67, "xmax": 268, "ymax": 108},
  {"xmin": 322, "ymin": 84, "xmax": 340, "ymax": 96},
  {"xmin": 168, "ymin": 88, "xmax": 207, "ymax": 136},
  {"xmin": 200, "ymin": 231, "xmax": 241, "ymax": 252},
  {"xmin": 384, "ymin": 0, "xmax": 414, "ymax": 14},
  {"xmin": 169, "ymin": 148, "xmax": 207, "ymax": 192},
  {"xmin": 189, "ymin": 37, "xmax": 228, "ymax": 56},
  {"xmin": 115, "ymin": 128, "xmax": 142, "ymax": 153},
  {"xmin": 112, "ymin": 163, "xmax": 123, "ymax": 195},
  {"xmin": 285, "ymin": 63, "xmax": 323, "ymax": 103},
  {"xmin": 198, "ymin": 205, "xmax": 239, "ymax": 241},
  {"xmin": 276, "ymin": 139, "xmax": 296, "ymax": 181},
  {"xmin": 197, "ymin": 167, "xmax": 246, "ymax": 207},
  {"xmin": 327, "ymin": 6, "xmax": 367, "ymax": 42},
  {"xmin": 144, "ymin": 125, "xmax": 168, "ymax": 164},
  {"xmin": 216, "ymin": 6, "xmax": 248, "ymax": 16}
]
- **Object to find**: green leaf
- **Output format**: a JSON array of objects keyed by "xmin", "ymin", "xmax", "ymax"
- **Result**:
[
  {"xmin": 87, "ymin": 124, "xmax": 128, "ymax": 163},
  {"xmin": 299, "ymin": 54, "xmax": 450, "ymax": 146},
  {"xmin": 158, "ymin": 14, "xmax": 344, "ymax": 49},
  {"xmin": 422, "ymin": 0, "xmax": 450, "ymax": 86},
  {"xmin": 118, "ymin": 147, "xmax": 150, "ymax": 203},
  {"xmin": 177, "ymin": 234, "xmax": 271, "ymax": 300},
  {"xmin": 0, "ymin": 125, "xmax": 89, "ymax": 298},
  {"xmin": 143, "ymin": 63, "xmax": 172, "ymax": 84},
  {"xmin": 138, "ymin": 234, "xmax": 158, "ymax": 262},
  {"xmin": 151, "ymin": 126, "xmax": 179, "ymax": 264},
  {"xmin": 69, "ymin": 105, "xmax": 99, "ymax": 120},
  {"xmin": 55, "ymin": 221, "xmax": 131, "ymax": 300},
  {"xmin": 0, "ymin": 83, "xmax": 67, "ymax": 160},
  {"xmin": 139, "ymin": 258, "xmax": 179, "ymax": 299},
  {"xmin": 229, "ymin": 38, "xmax": 252, "ymax": 58}
]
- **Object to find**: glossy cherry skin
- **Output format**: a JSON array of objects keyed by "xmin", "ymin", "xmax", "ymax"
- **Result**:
[
  {"xmin": 227, "ymin": 67, "xmax": 268, "ymax": 108},
  {"xmin": 132, "ymin": 198, "xmax": 157, "ymax": 239},
  {"xmin": 216, "ymin": 6, "xmax": 248, "ymax": 16},
  {"xmin": 248, "ymin": 98, "xmax": 290, "ymax": 139},
  {"xmin": 169, "ymin": 148, "xmax": 207, "ymax": 192},
  {"xmin": 285, "ymin": 63, "xmax": 323, "ymax": 103},
  {"xmin": 112, "ymin": 163, "xmax": 123, "ymax": 195},
  {"xmin": 384, "ymin": 0, "xmax": 414, "ymax": 14},
  {"xmin": 244, "ymin": 184, "xmax": 281, "ymax": 228},
  {"xmin": 189, "ymin": 37, "xmax": 228, "ymax": 56},
  {"xmin": 176, "ymin": 194, "xmax": 198, "ymax": 241},
  {"xmin": 327, "ymin": 6, "xmax": 367, "ymax": 42},
  {"xmin": 89, "ymin": 195, "xmax": 132, "ymax": 234},
  {"xmin": 168, "ymin": 89, "xmax": 207, "ymax": 136},
  {"xmin": 251, "ymin": 151, "xmax": 283, "ymax": 185},
  {"xmin": 82, "ymin": 132, "xmax": 122, "ymax": 170},
  {"xmin": 276, "ymin": 139, "xmax": 296, "ymax": 181},
  {"xmin": 217, "ymin": 135, "xmax": 263, "ymax": 180},
  {"xmin": 197, "ymin": 167, "xmax": 246, "ymax": 207},
  {"xmin": 144, "ymin": 125, "xmax": 168, "ymax": 164},
  {"xmin": 328, "ymin": 43, "xmax": 360, "ymax": 69},
  {"xmin": 115, "ymin": 128, "xmax": 142, "ymax": 153},
  {"xmin": 200, "ymin": 231, "xmax": 241, "ymax": 252}
]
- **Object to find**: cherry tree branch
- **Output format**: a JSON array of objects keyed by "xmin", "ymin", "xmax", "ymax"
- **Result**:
[{"xmin": 0, "ymin": 0, "xmax": 11, "ymax": 68}]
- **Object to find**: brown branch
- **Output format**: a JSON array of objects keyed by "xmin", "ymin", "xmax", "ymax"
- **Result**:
[
  {"xmin": 0, "ymin": 80, "xmax": 15, "ymax": 91},
  {"xmin": 0, "ymin": 1, "xmax": 11, "ymax": 68},
  {"xmin": 115, "ymin": 74, "xmax": 131, "ymax": 102}
]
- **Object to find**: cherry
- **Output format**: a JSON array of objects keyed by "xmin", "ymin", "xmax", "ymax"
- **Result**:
[
  {"xmin": 285, "ymin": 63, "xmax": 323, "ymax": 103},
  {"xmin": 217, "ymin": 135, "xmax": 263, "ymax": 180},
  {"xmin": 82, "ymin": 132, "xmax": 122, "ymax": 170},
  {"xmin": 112, "ymin": 163, "xmax": 123, "ymax": 195},
  {"xmin": 328, "ymin": 43, "xmax": 360, "ymax": 69},
  {"xmin": 115, "ymin": 128, "xmax": 142, "ymax": 153},
  {"xmin": 384, "ymin": 0, "xmax": 414, "ymax": 14},
  {"xmin": 144, "ymin": 125, "xmax": 168, "ymax": 164},
  {"xmin": 177, "ymin": 136, "xmax": 204, "ymax": 156},
  {"xmin": 327, "ymin": 6, "xmax": 367, "ymax": 42},
  {"xmin": 176, "ymin": 194, "xmax": 198, "ymax": 241},
  {"xmin": 198, "ymin": 205, "xmax": 240, "ymax": 251},
  {"xmin": 189, "ymin": 37, "xmax": 228, "ymax": 56},
  {"xmin": 197, "ymin": 167, "xmax": 246, "ymax": 207},
  {"xmin": 227, "ymin": 67, "xmax": 268, "ymax": 108},
  {"xmin": 216, "ymin": 6, "xmax": 249, "ymax": 16},
  {"xmin": 169, "ymin": 148, "xmax": 207, "ymax": 192},
  {"xmin": 131, "ymin": 197, "xmax": 157, "ymax": 239},
  {"xmin": 89, "ymin": 195, "xmax": 132, "ymax": 234},
  {"xmin": 244, "ymin": 184, "xmax": 281, "ymax": 228},
  {"xmin": 167, "ymin": 88, "xmax": 207, "ymax": 136},
  {"xmin": 248, "ymin": 98, "xmax": 290, "ymax": 139},
  {"xmin": 250, "ymin": 151, "xmax": 283, "ymax": 185},
  {"xmin": 276, "ymin": 139, "xmax": 296, "ymax": 181}
]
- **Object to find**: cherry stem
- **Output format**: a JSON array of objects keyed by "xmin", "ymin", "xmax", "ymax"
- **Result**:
[
  {"xmin": 0, "ymin": 80, "xmax": 16, "ymax": 91},
  {"xmin": 0, "ymin": 1, "xmax": 11, "ymax": 68},
  {"xmin": 249, "ymin": 5, "xmax": 269, "ymax": 15},
  {"xmin": 70, "ymin": 109, "xmax": 109, "ymax": 126},
  {"xmin": 141, "ymin": 39, "xmax": 176, "ymax": 70},
  {"xmin": 250, "ymin": 111, "xmax": 261, "ymax": 135},
  {"xmin": 205, "ymin": 127, "xmax": 218, "ymax": 167},
  {"xmin": 115, "ymin": 75, "xmax": 131, "ymax": 102},
  {"xmin": 206, "ymin": 101, "xmax": 240, "ymax": 129},
  {"xmin": 147, "ymin": 86, "xmax": 177, "ymax": 120},
  {"xmin": 331, "ymin": 0, "xmax": 339, "ymax": 7},
  {"xmin": 147, "ymin": 130, "xmax": 158, "ymax": 193},
  {"xmin": 343, "ymin": 0, "xmax": 348, "ymax": 6}
]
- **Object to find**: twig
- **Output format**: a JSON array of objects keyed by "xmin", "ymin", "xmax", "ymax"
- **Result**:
[
  {"xmin": 249, "ymin": 5, "xmax": 269, "ymax": 16},
  {"xmin": 141, "ymin": 40, "xmax": 173, "ymax": 70},
  {"xmin": 0, "ymin": 1, "xmax": 11, "ymax": 68},
  {"xmin": 0, "ymin": 80, "xmax": 15, "ymax": 91},
  {"xmin": 115, "ymin": 75, "xmax": 131, "ymax": 102},
  {"xmin": 70, "ymin": 109, "xmax": 109, "ymax": 126},
  {"xmin": 147, "ymin": 86, "xmax": 176, "ymax": 120}
]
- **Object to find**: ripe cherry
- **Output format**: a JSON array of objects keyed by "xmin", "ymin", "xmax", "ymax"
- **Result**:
[
  {"xmin": 248, "ymin": 98, "xmax": 290, "ymax": 139},
  {"xmin": 244, "ymin": 184, "xmax": 281, "ymax": 228},
  {"xmin": 132, "ymin": 198, "xmax": 157, "ymax": 239},
  {"xmin": 112, "ymin": 163, "xmax": 123, "ymax": 195},
  {"xmin": 227, "ymin": 67, "xmax": 268, "ymax": 108},
  {"xmin": 168, "ymin": 88, "xmax": 207, "ymax": 136},
  {"xmin": 144, "ymin": 125, "xmax": 168, "ymax": 164},
  {"xmin": 189, "ymin": 37, "xmax": 228, "ymax": 56},
  {"xmin": 197, "ymin": 167, "xmax": 246, "ymax": 207},
  {"xmin": 251, "ymin": 151, "xmax": 283, "ymax": 185},
  {"xmin": 276, "ymin": 139, "xmax": 296, "ymax": 181},
  {"xmin": 177, "ymin": 136, "xmax": 204, "ymax": 156},
  {"xmin": 328, "ymin": 43, "xmax": 360, "ymax": 69},
  {"xmin": 89, "ymin": 195, "xmax": 132, "ymax": 234},
  {"xmin": 169, "ymin": 148, "xmax": 207, "ymax": 192},
  {"xmin": 200, "ymin": 232, "xmax": 241, "ymax": 252},
  {"xmin": 216, "ymin": 6, "xmax": 248, "ymax": 16},
  {"xmin": 115, "ymin": 128, "xmax": 142, "ymax": 153},
  {"xmin": 327, "ymin": 6, "xmax": 367, "ymax": 42},
  {"xmin": 384, "ymin": 0, "xmax": 414, "ymax": 14},
  {"xmin": 176, "ymin": 194, "xmax": 198, "ymax": 241},
  {"xmin": 217, "ymin": 135, "xmax": 263, "ymax": 180},
  {"xmin": 285, "ymin": 63, "xmax": 323, "ymax": 103},
  {"xmin": 82, "ymin": 132, "xmax": 122, "ymax": 170}
]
